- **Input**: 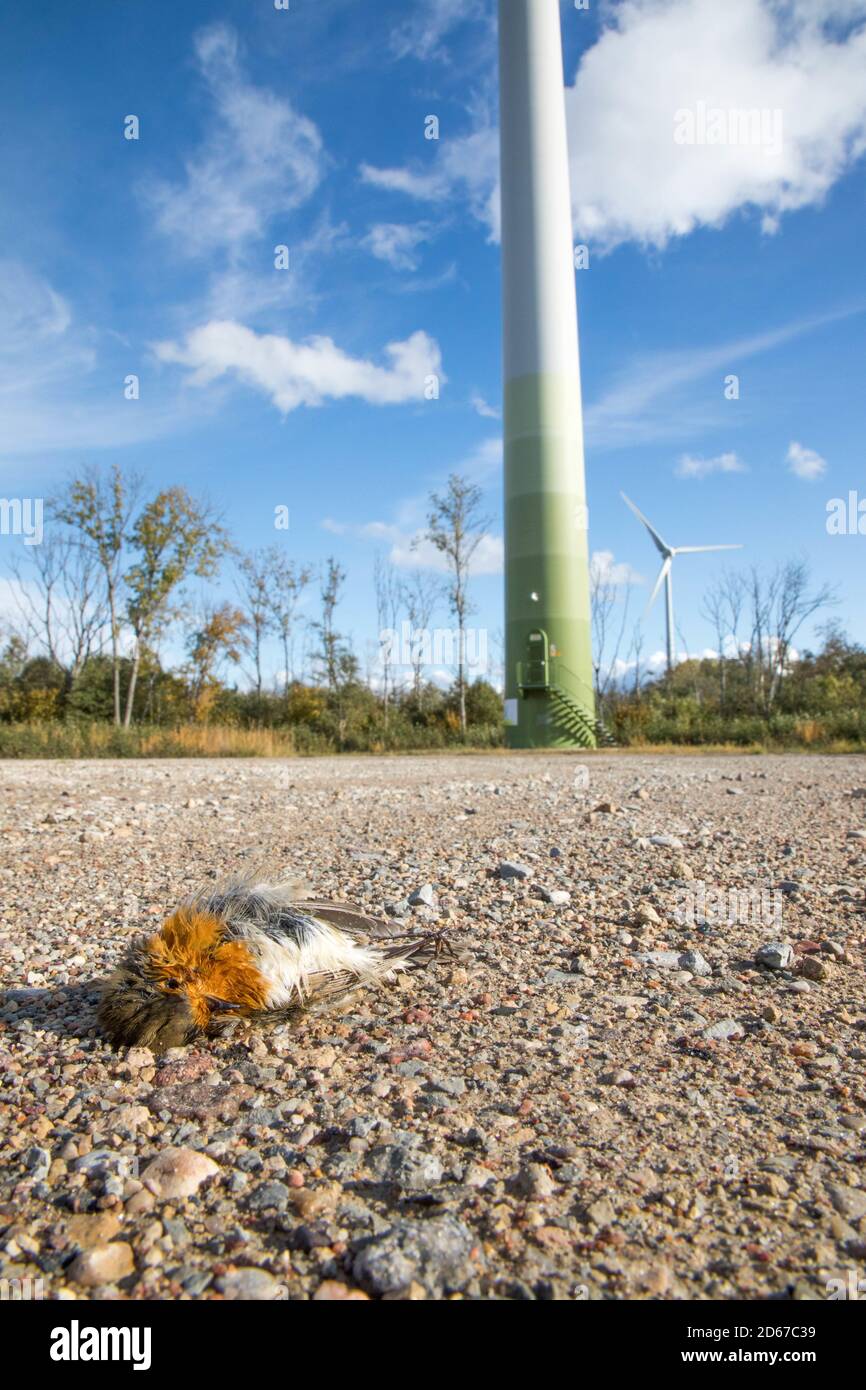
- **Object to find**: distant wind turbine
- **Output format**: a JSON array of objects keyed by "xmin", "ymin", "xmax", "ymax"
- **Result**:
[{"xmin": 620, "ymin": 492, "xmax": 743, "ymax": 673}]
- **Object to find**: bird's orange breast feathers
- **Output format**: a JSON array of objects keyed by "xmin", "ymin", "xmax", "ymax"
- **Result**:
[{"xmin": 146, "ymin": 909, "xmax": 269, "ymax": 1027}]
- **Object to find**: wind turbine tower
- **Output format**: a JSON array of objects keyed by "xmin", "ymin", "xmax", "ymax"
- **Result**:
[
  {"xmin": 621, "ymin": 492, "xmax": 743, "ymax": 673},
  {"xmin": 499, "ymin": 0, "xmax": 597, "ymax": 748}
]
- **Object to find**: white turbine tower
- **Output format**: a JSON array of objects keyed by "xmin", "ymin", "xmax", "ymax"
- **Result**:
[{"xmin": 621, "ymin": 492, "xmax": 743, "ymax": 674}]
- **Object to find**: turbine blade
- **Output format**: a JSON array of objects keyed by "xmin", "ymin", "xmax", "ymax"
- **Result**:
[
  {"xmin": 620, "ymin": 492, "xmax": 670, "ymax": 556},
  {"xmin": 675, "ymin": 544, "xmax": 744, "ymax": 554},
  {"xmin": 645, "ymin": 557, "xmax": 671, "ymax": 615}
]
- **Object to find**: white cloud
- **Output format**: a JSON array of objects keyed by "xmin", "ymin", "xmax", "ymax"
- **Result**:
[
  {"xmin": 363, "ymin": 222, "xmax": 433, "ymax": 271},
  {"xmin": 571, "ymin": 0, "xmax": 866, "ymax": 250},
  {"xmin": 787, "ymin": 440, "xmax": 827, "ymax": 479},
  {"xmin": 155, "ymin": 320, "xmax": 445, "ymax": 413},
  {"xmin": 590, "ymin": 550, "xmax": 644, "ymax": 587},
  {"xmin": 369, "ymin": 1, "xmax": 866, "ymax": 252},
  {"xmin": 676, "ymin": 450, "xmax": 748, "ymax": 478},
  {"xmin": 143, "ymin": 24, "xmax": 324, "ymax": 258}
]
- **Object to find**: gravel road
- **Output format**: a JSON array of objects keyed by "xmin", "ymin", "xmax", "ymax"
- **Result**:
[{"xmin": 1, "ymin": 752, "xmax": 864, "ymax": 1300}]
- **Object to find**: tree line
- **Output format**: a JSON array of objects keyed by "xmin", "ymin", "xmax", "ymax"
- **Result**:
[{"xmin": 2, "ymin": 464, "xmax": 501, "ymax": 747}]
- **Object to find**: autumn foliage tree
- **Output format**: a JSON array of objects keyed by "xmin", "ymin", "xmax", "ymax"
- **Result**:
[{"xmin": 123, "ymin": 489, "xmax": 228, "ymax": 727}]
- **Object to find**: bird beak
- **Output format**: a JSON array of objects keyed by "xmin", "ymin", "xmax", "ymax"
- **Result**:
[{"xmin": 204, "ymin": 996, "xmax": 242, "ymax": 1012}]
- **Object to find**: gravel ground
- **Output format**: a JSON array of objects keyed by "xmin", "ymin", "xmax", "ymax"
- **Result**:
[{"xmin": 1, "ymin": 751, "xmax": 865, "ymax": 1302}]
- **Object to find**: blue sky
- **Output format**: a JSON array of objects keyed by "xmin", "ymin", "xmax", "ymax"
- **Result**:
[{"xmin": 1, "ymin": 0, "xmax": 865, "ymax": 686}]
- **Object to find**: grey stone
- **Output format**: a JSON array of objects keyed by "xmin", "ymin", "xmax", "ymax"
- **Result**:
[
  {"xmin": 426, "ymin": 1075, "xmax": 466, "ymax": 1097},
  {"xmin": 498, "ymin": 861, "xmax": 532, "ymax": 880},
  {"xmin": 409, "ymin": 884, "xmax": 437, "ymax": 908},
  {"xmin": 247, "ymin": 1180, "xmax": 290, "ymax": 1212},
  {"xmin": 703, "ymin": 1019, "xmax": 744, "ymax": 1041},
  {"xmin": 826, "ymin": 1183, "xmax": 866, "ymax": 1222},
  {"xmin": 635, "ymin": 951, "xmax": 682, "ymax": 971},
  {"xmin": 756, "ymin": 942, "xmax": 794, "ymax": 969},
  {"xmin": 514, "ymin": 1162, "xmax": 556, "ymax": 1199},
  {"xmin": 215, "ymin": 1268, "xmax": 284, "ymax": 1300},
  {"xmin": 386, "ymin": 1146, "xmax": 444, "ymax": 1190},
  {"xmin": 678, "ymin": 950, "xmax": 712, "ymax": 977},
  {"xmin": 74, "ymin": 1149, "xmax": 133, "ymax": 1180},
  {"xmin": 539, "ymin": 887, "xmax": 571, "ymax": 905},
  {"xmin": 25, "ymin": 1146, "xmax": 51, "ymax": 1182},
  {"xmin": 353, "ymin": 1215, "xmax": 475, "ymax": 1296}
]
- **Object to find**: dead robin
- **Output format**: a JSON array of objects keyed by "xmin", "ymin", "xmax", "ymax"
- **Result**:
[{"xmin": 99, "ymin": 874, "xmax": 438, "ymax": 1051}]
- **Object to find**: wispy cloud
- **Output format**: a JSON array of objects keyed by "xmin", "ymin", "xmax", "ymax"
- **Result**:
[
  {"xmin": 321, "ymin": 434, "xmax": 503, "ymax": 576},
  {"xmin": 390, "ymin": 531, "xmax": 503, "ymax": 576},
  {"xmin": 389, "ymin": 0, "xmax": 488, "ymax": 62},
  {"xmin": 360, "ymin": 118, "xmax": 500, "ymax": 241},
  {"xmin": 321, "ymin": 513, "xmax": 503, "ymax": 577},
  {"xmin": 142, "ymin": 24, "xmax": 325, "ymax": 261},
  {"xmin": 585, "ymin": 307, "xmax": 861, "ymax": 449},
  {"xmin": 676, "ymin": 450, "xmax": 748, "ymax": 478},
  {"xmin": 470, "ymin": 392, "xmax": 500, "ymax": 420},
  {"xmin": 363, "ymin": 222, "xmax": 434, "ymax": 271},
  {"xmin": 0, "ymin": 260, "xmax": 199, "ymax": 463}
]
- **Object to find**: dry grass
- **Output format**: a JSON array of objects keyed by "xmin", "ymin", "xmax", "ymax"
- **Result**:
[{"xmin": 0, "ymin": 722, "xmax": 862, "ymax": 760}]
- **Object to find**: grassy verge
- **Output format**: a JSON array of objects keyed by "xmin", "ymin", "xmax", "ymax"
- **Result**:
[
  {"xmin": 0, "ymin": 722, "xmax": 506, "ymax": 758},
  {"xmin": 0, "ymin": 721, "xmax": 863, "ymax": 758}
]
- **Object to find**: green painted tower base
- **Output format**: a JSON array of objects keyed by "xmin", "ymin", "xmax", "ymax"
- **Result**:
[
  {"xmin": 503, "ymin": 374, "xmax": 597, "ymax": 749},
  {"xmin": 499, "ymin": 1, "xmax": 598, "ymax": 751}
]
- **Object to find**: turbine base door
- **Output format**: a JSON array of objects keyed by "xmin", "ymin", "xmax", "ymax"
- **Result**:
[{"xmin": 519, "ymin": 629, "xmax": 550, "ymax": 692}]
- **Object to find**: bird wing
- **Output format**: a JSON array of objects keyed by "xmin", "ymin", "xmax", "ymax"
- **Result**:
[{"xmin": 293, "ymin": 898, "xmax": 406, "ymax": 940}]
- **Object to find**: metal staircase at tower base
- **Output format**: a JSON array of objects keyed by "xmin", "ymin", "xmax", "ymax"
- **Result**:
[{"xmin": 548, "ymin": 683, "xmax": 618, "ymax": 748}]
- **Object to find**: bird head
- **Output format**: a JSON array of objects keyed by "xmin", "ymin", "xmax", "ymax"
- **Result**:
[
  {"xmin": 98, "ymin": 909, "xmax": 264, "ymax": 1052},
  {"xmin": 98, "ymin": 963, "xmax": 202, "ymax": 1051}
]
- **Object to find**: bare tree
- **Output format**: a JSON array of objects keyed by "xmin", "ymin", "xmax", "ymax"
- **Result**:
[
  {"xmin": 313, "ymin": 558, "xmax": 349, "ymax": 693},
  {"xmin": 400, "ymin": 569, "xmax": 440, "ymax": 713},
  {"xmin": 265, "ymin": 550, "xmax": 312, "ymax": 697},
  {"xmin": 10, "ymin": 532, "xmax": 107, "ymax": 694},
  {"xmin": 711, "ymin": 562, "xmax": 835, "ymax": 716},
  {"xmin": 590, "ymin": 556, "xmax": 633, "ymax": 707},
  {"xmin": 702, "ymin": 569, "xmax": 746, "ymax": 712},
  {"xmin": 374, "ymin": 553, "xmax": 402, "ymax": 723},
  {"xmin": 236, "ymin": 550, "xmax": 273, "ymax": 697},
  {"xmin": 52, "ymin": 463, "xmax": 140, "ymax": 725},
  {"xmin": 701, "ymin": 582, "xmax": 728, "ymax": 709},
  {"xmin": 422, "ymin": 474, "xmax": 490, "ymax": 734},
  {"xmin": 768, "ymin": 559, "xmax": 837, "ymax": 709},
  {"xmin": 626, "ymin": 621, "xmax": 645, "ymax": 699}
]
